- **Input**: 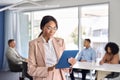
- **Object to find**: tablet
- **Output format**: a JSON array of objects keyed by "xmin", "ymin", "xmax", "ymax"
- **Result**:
[{"xmin": 55, "ymin": 50, "xmax": 79, "ymax": 69}]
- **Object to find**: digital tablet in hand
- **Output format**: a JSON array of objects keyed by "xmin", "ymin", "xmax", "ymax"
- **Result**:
[{"xmin": 55, "ymin": 50, "xmax": 79, "ymax": 69}]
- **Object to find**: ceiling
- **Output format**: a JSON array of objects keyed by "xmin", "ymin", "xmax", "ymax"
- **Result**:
[
  {"xmin": 0, "ymin": 0, "xmax": 48, "ymax": 12},
  {"xmin": 0, "ymin": 0, "xmax": 108, "ymax": 15},
  {"xmin": 0, "ymin": 0, "xmax": 43, "ymax": 6},
  {"xmin": 0, "ymin": 0, "xmax": 23, "ymax": 6}
]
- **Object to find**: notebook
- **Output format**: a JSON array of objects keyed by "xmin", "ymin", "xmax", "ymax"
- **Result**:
[{"xmin": 55, "ymin": 50, "xmax": 79, "ymax": 69}]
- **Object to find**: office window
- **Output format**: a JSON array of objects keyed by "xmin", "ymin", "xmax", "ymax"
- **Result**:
[
  {"xmin": 23, "ymin": 3, "xmax": 108, "ymax": 56},
  {"xmin": 79, "ymin": 4, "xmax": 108, "ymax": 58},
  {"xmin": 24, "ymin": 7, "xmax": 78, "ymax": 50}
]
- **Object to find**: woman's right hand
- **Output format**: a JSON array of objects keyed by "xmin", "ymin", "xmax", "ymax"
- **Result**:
[{"xmin": 48, "ymin": 65, "xmax": 55, "ymax": 71}]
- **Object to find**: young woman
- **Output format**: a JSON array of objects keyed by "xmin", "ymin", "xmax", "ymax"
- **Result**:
[
  {"xmin": 97, "ymin": 42, "xmax": 119, "ymax": 80},
  {"xmin": 27, "ymin": 15, "xmax": 67, "ymax": 80}
]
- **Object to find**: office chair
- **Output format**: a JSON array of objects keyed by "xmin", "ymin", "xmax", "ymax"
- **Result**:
[
  {"xmin": 105, "ymin": 72, "xmax": 119, "ymax": 79},
  {"xmin": 7, "ymin": 58, "xmax": 24, "ymax": 80},
  {"xmin": 7, "ymin": 58, "xmax": 33, "ymax": 80},
  {"xmin": 105, "ymin": 61, "xmax": 120, "ymax": 80}
]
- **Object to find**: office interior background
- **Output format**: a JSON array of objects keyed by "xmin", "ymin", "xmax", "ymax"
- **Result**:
[{"xmin": 0, "ymin": 0, "xmax": 120, "ymax": 77}]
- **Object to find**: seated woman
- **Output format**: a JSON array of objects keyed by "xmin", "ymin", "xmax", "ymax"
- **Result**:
[{"xmin": 96, "ymin": 42, "xmax": 119, "ymax": 80}]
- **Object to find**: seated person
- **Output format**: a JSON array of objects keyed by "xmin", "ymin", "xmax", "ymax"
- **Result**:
[
  {"xmin": 6, "ymin": 39, "xmax": 26, "ymax": 70},
  {"xmin": 68, "ymin": 39, "xmax": 96, "ymax": 80},
  {"xmin": 96, "ymin": 42, "xmax": 119, "ymax": 80},
  {"xmin": 6, "ymin": 39, "xmax": 27, "ymax": 74},
  {"xmin": 6, "ymin": 39, "xmax": 33, "ymax": 80}
]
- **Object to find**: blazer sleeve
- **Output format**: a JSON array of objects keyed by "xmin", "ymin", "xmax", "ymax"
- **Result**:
[{"xmin": 27, "ymin": 41, "xmax": 48, "ymax": 78}]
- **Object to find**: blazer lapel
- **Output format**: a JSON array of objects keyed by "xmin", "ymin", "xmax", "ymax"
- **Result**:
[
  {"xmin": 52, "ymin": 38, "xmax": 65, "ymax": 80},
  {"xmin": 37, "ymin": 37, "xmax": 46, "ymax": 65},
  {"xmin": 52, "ymin": 38, "xmax": 61, "ymax": 60}
]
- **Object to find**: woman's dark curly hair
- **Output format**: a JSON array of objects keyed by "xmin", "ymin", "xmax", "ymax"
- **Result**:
[{"xmin": 105, "ymin": 42, "xmax": 119, "ymax": 55}]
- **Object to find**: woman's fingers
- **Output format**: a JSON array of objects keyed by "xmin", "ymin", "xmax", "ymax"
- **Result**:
[{"xmin": 68, "ymin": 57, "xmax": 76, "ymax": 65}]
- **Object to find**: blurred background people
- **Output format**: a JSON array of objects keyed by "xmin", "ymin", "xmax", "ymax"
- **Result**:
[
  {"xmin": 6, "ymin": 39, "xmax": 26, "ymax": 69},
  {"xmin": 69, "ymin": 39, "xmax": 96, "ymax": 80},
  {"xmin": 6, "ymin": 39, "xmax": 28, "ymax": 80},
  {"xmin": 96, "ymin": 42, "xmax": 119, "ymax": 80}
]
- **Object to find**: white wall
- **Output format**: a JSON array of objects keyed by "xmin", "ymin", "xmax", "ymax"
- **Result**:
[{"xmin": 109, "ymin": 0, "xmax": 120, "ymax": 46}]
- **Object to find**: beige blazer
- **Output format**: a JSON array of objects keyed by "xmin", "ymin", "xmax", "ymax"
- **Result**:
[
  {"xmin": 28, "ymin": 36, "xmax": 66, "ymax": 80},
  {"xmin": 6, "ymin": 47, "xmax": 24, "ymax": 64}
]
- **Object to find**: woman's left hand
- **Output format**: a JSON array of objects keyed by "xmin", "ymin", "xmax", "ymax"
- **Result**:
[
  {"xmin": 62, "ymin": 68, "xmax": 72, "ymax": 73},
  {"xmin": 68, "ymin": 57, "xmax": 77, "ymax": 66}
]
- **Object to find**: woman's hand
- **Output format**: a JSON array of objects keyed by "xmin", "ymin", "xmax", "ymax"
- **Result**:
[
  {"xmin": 100, "ymin": 60, "xmax": 104, "ymax": 65},
  {"xmin": 48, "ymin": 65, "xmax": 55, "ymax": 71},
  {"xmin": 62, "ymin": 68, "xmax": 70, "ymax": 73},
  {"xmin": 68, "ymin": 57, "xmax": 77, "ymax": 66},
  {"xmin": 62, "ymin": 67, "xmax": 72, "ymax": 73}
]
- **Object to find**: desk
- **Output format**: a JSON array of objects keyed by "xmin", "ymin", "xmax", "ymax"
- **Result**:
[
  {"xmin": 73, "ymin": 62, "xmax": 120, "ymax": 72},
  {"xmin": 73, "ymin": 62, "xmax": 120, "ymax": 80}
]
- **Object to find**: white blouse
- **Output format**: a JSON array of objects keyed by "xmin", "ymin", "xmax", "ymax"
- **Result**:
[{"xmin": 42, "ymin": 36, "xmax": 57, "ymax": 67}]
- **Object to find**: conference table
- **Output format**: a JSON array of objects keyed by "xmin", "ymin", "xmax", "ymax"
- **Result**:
[{"xmin": 73, "ymin": 62, "xmax": 120, "ymax": 80}]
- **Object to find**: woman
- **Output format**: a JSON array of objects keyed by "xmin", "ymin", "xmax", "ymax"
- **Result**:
[
  {"xmin": 28, "ymin": 15, "xmax": 67, "ymax": 80},
  {"xmin": 97, "ymin": 42, "xmax": 119, "ymax": 80}
]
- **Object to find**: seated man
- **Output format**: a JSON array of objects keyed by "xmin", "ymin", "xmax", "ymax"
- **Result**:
[
  {"xmin": 6, "ymin": 39, "xmax": 33, "ymax": 80},
  {"xmin": 6, "ymin": 39, "xmax": 26, "ymax": 71},
  {"xmin": 68, "ymin": 39, "xmax": 96, "ymax": 80}
]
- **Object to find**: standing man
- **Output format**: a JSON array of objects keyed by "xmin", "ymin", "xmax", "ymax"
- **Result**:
[{"xmin": 69, "ymin": 39, "xmax": 96, "ymax": 80}]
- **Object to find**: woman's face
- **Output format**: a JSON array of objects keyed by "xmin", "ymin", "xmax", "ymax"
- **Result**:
[
  {"xmin": 42, "ymin": 21, "xmax": 57, "ymax": 38},
  {"xmin": 107, "ymin": 47, "xmax": 111, "ymax": 53}
]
